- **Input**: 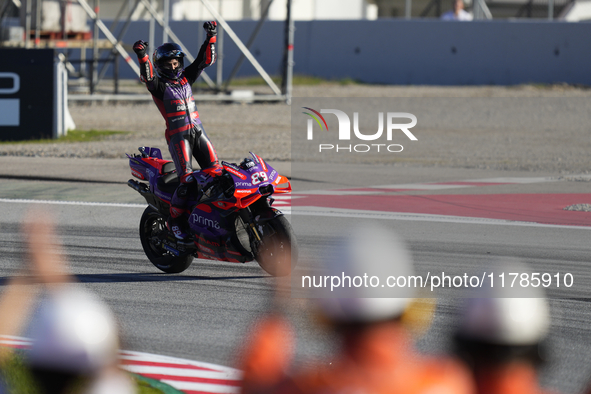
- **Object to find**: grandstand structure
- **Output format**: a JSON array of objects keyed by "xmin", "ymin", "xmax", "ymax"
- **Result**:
[
  {"xmin": 0, "ymin": 0, "xmax": 297, "ymax": 103},
  {"xmin": 0, "ymin": 0, "xmax": 588, "ymax": 102}
]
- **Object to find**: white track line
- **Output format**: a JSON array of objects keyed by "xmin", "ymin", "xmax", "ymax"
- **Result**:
[
  {"xmin": 2, "ymin": 197, "xmax": 590, "ymax": 229},
  {"xmin": 0, "ymin": 198, "xmax": 145, "ymax": 208},
  {"xmin": 122, "ymin": 365, "xmax": 241, "ymax": 380}
]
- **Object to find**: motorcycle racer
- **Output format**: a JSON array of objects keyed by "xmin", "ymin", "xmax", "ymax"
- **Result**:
[{"xmin": 132, "ymin": 21, "xmax": 220, "ymax": 240}]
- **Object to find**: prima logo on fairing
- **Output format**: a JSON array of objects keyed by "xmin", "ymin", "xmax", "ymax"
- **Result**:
[
  {"xmin": 190, "ymin": 214, "xmax": 220, "ymax": 229},
  {"xmin": 302, "ymin": 107, "xmax": 418, "ymax": 153}
]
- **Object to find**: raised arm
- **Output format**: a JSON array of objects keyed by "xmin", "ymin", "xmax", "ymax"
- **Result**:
[
  {"xmin": 185, "ymin": 21, "xmax": 217, "ymax": 84},
  {"xmin": 133, "ymin": 40, "xmax": 158, "ymax": 88}
]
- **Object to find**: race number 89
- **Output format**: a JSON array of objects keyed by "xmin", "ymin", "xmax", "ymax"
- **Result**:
[{"xmin": 251, "ymin": 171, "xmax": 268, "ymax": 185}]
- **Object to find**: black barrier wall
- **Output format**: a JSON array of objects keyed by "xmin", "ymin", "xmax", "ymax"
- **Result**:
[{"xmin": 0, "ymin": 49, "xmax": 55, "ymax": 141}]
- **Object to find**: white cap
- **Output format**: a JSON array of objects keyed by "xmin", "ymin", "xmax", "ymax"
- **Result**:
[
  {"xmin": 457, "ymin": 259, "xmax": 550, "ymax": 346},
  {"xmin": 28, "ymin": 285, "xmax": 119, "ymax": 374},
  {"xmin": 317, "ymin": 222, "xmax": 415, "ymax": 323}
]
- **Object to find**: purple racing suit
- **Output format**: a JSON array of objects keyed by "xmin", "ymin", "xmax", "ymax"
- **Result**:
[{"xmin": 137, "ymin": 36, "xmax": 220, "ymax": 220}]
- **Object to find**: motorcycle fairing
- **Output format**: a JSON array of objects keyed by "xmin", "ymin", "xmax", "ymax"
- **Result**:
[
  {"xmin": 129, "ymin": 147, "xmax": 289, "ymax": 264},
  {"xmin": 186, "ymin": 200, "xmax": 253, "ymax": 262},
  {"xmin": 219, "ymin": 153, "xmax": 290, "ymax": 209},
  {"xmin": 194, "ymin": 233, "xmax": 251, "ymax": 263},
  {"xmin": 127, "ymin": 147, "xmax": 177, "ymax": 205}
]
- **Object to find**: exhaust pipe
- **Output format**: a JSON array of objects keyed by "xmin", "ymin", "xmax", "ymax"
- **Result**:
[
  {"xmin": 128, "ymin": 179, "xmax": 149, "ymax": 194},
  {"xmin": 128, "ymin": 179, "xmax": 163, "ymax": 212}
]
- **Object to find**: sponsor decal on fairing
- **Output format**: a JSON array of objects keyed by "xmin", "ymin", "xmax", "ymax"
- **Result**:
[
  {"xmin": 131, "ymin": 169, "xmax": 145, "ymax": 179},
  {"xmin": 190, "ymin": 213, "xmax": 220, "ymax": 229},
  {"xmin": 224, "ymin": 165, "xmax": 247, "ymax": 180}
]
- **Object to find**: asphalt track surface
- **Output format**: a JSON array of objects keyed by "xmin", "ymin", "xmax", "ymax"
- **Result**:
[{"xmin": 1, "ymin": 160, "xmax": 591, "ymax": 394}]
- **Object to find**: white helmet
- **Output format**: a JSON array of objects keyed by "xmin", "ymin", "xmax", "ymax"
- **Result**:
[
  {"xmin": 457, "ymin": 259, "xmax": 550, "ymax": 346},
  {"xmin": 316, "ymin": 222, "xmax": 416, "ymax": 324},
  {"xmin": 27, "ymin": 285, "xmax": 120, "ymax": 374}
]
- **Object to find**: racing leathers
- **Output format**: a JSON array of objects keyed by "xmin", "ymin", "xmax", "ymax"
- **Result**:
[{"xmin": 134, "ymin": 28, "xmax": 220, "ymax": 238}]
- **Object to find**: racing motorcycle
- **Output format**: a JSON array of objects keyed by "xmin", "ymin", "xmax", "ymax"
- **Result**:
[{"xmin": 127, "ymin": 146, "xmax": 297, "ymax": 276}]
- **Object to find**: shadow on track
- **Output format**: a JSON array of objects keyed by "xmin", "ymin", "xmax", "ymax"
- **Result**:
[{"xmin": 0, "ymin": 273, "xmax": 270, "ymax": 285}]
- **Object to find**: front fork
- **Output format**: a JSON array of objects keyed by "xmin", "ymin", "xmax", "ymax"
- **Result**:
[
  {"xmin": 238, "ymin": 209, "xmax": 262, "ymax": 246},
  {"xmin": 239, "ymin": 198, "xmax": 282, "ymax": 251}
]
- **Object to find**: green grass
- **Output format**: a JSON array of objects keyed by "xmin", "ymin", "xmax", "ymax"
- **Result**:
[
  {"xmin": 136, "ymin": 378, "xmax": 167, "ymax": 394},
  {"xmin": 134, "ymin": 376, "xmax": 170, "ymax": 394},
  {"xmin": 1, "ymin": 354, "xmax": 38, "ymax": 394},
  {"xmin": 0, "ymin": 130, "xmax": 128, "ymax": 145},
  {"xmin": 194, "ymin": 74, "xmax": 362, "ymax": 88},
  {"xmin": 58, "ymin": 129, "xmax": 128, "ymax": 143}
]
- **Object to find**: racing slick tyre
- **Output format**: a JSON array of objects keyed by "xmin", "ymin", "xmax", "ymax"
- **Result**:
[
  {"xmin": 139, "ymin": 207, "xmax": 193, "ymax": 274},
  {"xmin": 254, "ymin": 215, "xmax": 298, "ymax": 277}
]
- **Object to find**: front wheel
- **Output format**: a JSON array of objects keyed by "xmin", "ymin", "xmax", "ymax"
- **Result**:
[
  {"xmin": 139, "ymin": 207, "xmax": 193, "ymax": 273},
  {"xmin": 253, "ymin": 215, "xmax": 298, "ymax": 277}
]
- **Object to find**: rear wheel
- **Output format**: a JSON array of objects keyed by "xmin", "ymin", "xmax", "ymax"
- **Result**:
[
  {"xmin": 139, "ymin": 207, "xmax": 193, "ymax": 273},
  {"xmin": 253, "ymin": 215, "xmax": 298, "ymax": 277}
]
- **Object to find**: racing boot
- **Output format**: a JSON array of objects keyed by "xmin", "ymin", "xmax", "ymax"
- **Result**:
[
  {"xmin": 202, "ymin": 163, "xmax": 223, "ymax": 177},
  {"xmin": 166, "ymin": 208, "xmax": 190, "ymax": 241},
  {"xmin": 167, "ymin": 180, "xmax": 193, "ymax": 241}
]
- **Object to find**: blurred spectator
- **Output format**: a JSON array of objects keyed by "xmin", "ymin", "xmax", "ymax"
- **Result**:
[
  {"xmin": 0, "ymin": 210, "xmax": 134, "ymax": 394},
  {"xmin": 27, "ymin": 285, "xmax": 134, "ymax": 394},
  {"xmin": 454, "ymin": 260, "xmax": 556, "ymax": 394},
  {"xmin": 441, "ymin": 0, "xmax": 474, "ymax": 20},
  {"xmin": 238, "ymin": 222, "xmax": 475, "ymax": 394}
]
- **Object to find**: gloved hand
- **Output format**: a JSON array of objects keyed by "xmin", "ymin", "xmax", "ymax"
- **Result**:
[
  {"xmin": 133, "ymin": 40, "xmax": 149, "ymax": 57},
  {"xmin": 203, "ymin": 21, "xmax": 217, "ymax": 37}
]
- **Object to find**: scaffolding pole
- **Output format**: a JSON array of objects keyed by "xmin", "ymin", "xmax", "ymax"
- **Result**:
[
  {"xmin": 76, "ymin": 0, "xmax": 141, "ymax": 76},
  {"xmin": 281, "ymin": 0, "xmax": 293, "ymax": 104},
  {"xmin": 52, "ymin": 0, "xmax": 293, "ymax": 103},
  {"xmin": 223, "ymin": 0, "xmax": 274, "ymax": 91},
  {"xmin": 24, "ymin": 0, "xmax": 31, "ymax": 47},
  {"xmin": 216, "ymin": 0, "xmax": 224, "ymax": 88},
  {"xmin": 95, "ymin": 0, "xmax": 141, "ymax": 85},
  {"xmin": 199, "ymin": 0, "xmax": 282, "ymax": 96},
  {"xmin": 138, "ymin": 0, "xmax": 216, "ymax": 88},
  {"xmin": 148, "ymin": 0, "xmax": 155, "ymax": 50},
  {"xmin": 90, "ymin": 0, "xmax": 99, "ymax": 94},
  {"xmin": 162, "ymin": 0, "xmax": 169, "ymax": 42},
  {"xmin": 34, "ymin": 0, "xmax": 40, "ymax": 46}
]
